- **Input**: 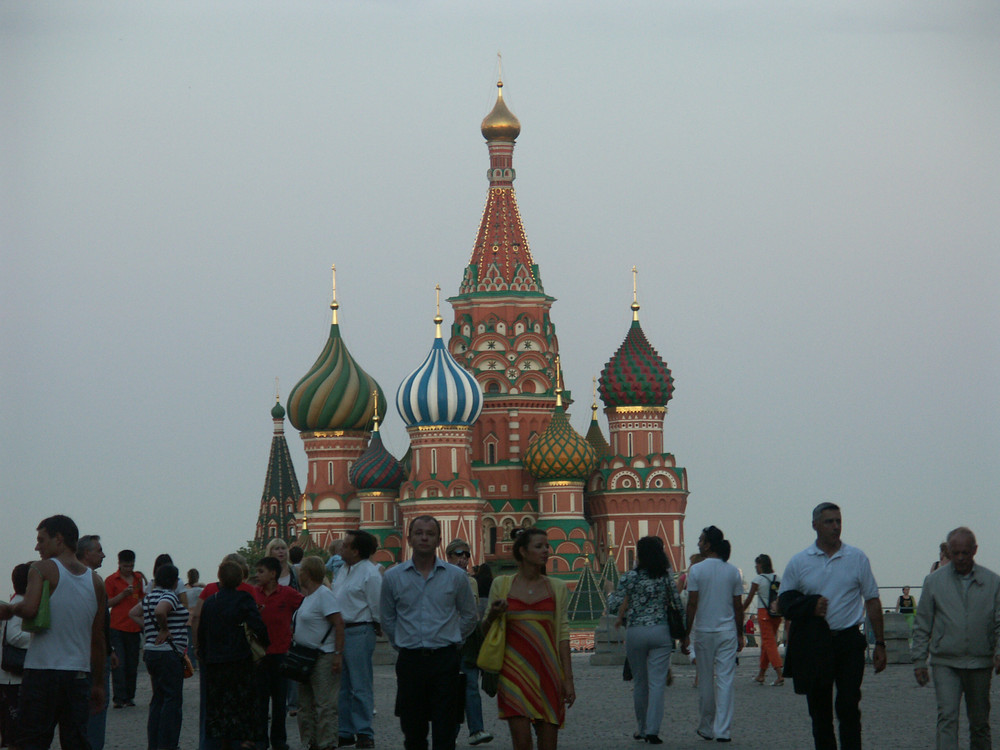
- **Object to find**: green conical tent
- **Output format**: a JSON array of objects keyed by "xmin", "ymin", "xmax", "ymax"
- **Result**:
[
  {"xmin": 597, "ymin": 556, "xmax": 620, "ymax": 594},
  {"xmin": 567, "ymin": 560, "xmax": 606, "ymax": 621}
]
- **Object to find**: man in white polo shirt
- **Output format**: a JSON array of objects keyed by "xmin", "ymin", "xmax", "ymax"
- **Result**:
[
  {"xmin": 779, "ymin": 502, "xmax": 886, "ymax": 750},
  {"xmin": 681, "ymin": 525, "xmax": 744, "ymax": 743}
]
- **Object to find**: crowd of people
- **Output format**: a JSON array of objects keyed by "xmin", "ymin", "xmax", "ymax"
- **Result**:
[{"xmin": 1, "ymin": 506, "xmax": 998, "ymax": 750}]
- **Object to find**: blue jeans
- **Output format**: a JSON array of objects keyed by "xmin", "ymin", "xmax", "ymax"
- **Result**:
[
  {"xmin": 86, "ymin": 658, "xmax": 112, "ymax": 750},
  {"xmin": 144, "ymin": 649, "xmax": 184, "ymax": 750},
  {"xmin": 338, "ymin": 624, "xmax": 376, "ymax": 739},
  {"xmin": 461, "ymin": 659, "xmax": 484, "ymax": 735}
]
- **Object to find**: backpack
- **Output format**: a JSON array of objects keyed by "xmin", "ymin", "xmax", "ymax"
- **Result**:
[{"xmin": 765, "ymin": 574, "xmax": 781, "ymax": 617}]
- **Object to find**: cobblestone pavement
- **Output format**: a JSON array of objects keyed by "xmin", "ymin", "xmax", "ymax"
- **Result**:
[{"xmin": 103, "ymin": 649, "xmax": 999, "ymax": 749}]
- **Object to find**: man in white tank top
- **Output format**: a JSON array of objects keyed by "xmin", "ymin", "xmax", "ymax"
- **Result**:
[{"xmin": 0, "ymin": 515, "xmax": 107, "ymax": 750}]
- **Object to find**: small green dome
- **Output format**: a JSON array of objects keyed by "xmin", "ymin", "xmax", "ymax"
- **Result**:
[{"xmin": 271, "ymin": 399, "xmax": 286, "ymax": 419}]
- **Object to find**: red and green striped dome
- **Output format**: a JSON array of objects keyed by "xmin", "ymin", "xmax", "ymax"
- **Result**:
[
  {"xmin": 349, "ymin": 428, "xmax": 405, "ymax": 491},
  {"xmin": 599, "ymin": 320, "xmax": 674, "ymax": 408},
  {"xmin": 287, "ymin": 322, "xmax": 386, "ymax": 432},
  {"xmin": 524, "ymin": 405, "xmax": 597, "ymax": 482}
]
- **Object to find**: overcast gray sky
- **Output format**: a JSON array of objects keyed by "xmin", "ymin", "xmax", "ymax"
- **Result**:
[{"xmin": 3, "ymin": 1, "xmax": 998, "ymax": 596}]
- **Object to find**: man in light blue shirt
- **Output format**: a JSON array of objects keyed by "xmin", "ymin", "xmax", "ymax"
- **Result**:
[{"xmin": 380, "ymin": 516, "xmax": 478, "ymax": 750}]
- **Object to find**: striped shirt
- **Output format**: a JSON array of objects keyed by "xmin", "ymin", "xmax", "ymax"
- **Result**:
[{"xmin": 142, "ymin": 588, "xmax": 189, "ymax": 652}]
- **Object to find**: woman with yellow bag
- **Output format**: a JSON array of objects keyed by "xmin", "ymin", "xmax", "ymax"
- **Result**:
[{"xmin": 479, "ymin": 528, "xmax": 574, "ymax": 750}]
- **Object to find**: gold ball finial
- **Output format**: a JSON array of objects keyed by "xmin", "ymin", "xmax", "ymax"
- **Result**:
[
  {"xmin": 371, "ymin": 389, "xmax": 381, "ymax": 431},
  {"xmin": 631, "ymin": 265, "xmax": 640, "ymax": 322},
  {"xmin": 331, "ymin": 264, "xmax": 340, "ymax": 324},
  {"xmin": 554, "ymin": 356, "xmax": 563, "ymax": 407},
  {"xmin": 434, "ymin": 284, "xmax": 444, "ymax": 338}
]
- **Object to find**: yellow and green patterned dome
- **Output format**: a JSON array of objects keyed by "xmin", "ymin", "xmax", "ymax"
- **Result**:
[{"xmin": 524, "ymin": 404, "xmax": 597, "ymax": 483}]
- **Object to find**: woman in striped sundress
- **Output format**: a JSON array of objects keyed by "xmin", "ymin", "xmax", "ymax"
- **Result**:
[{"xmin": 482, "ymin": 527, "xmax": 574, "ymax": 750}]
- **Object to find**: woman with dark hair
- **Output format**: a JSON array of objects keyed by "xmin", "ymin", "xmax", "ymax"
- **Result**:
[
  {"xmin": 742, "ymin": 554, "xmax": 784, "ymax": 686},
  {"xmin": 482, "ymin": 527, "xmax": 574, "ymax": 750},
  {"xmin": 198, "ymin": 561, "xmax": 268, "ymax": 749},
  {"xmin": 1, "ymin": 563, "xmax": 32, "ymax": 747},
  {"xmin": 607, "ymin": 536, "xmax": 684, "ymax": 744},
  {"xmin": 129, "ymin": 564, "xmax": 189, "ymax": 750},
  {"xmin": 473, "ymin": 563, "xmax": 494, "ymax": 616}
]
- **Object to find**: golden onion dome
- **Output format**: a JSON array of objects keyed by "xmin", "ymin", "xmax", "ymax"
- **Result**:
[{"xmin": 481, "ymin": 80, "xmax": 520, "ymax": 142}]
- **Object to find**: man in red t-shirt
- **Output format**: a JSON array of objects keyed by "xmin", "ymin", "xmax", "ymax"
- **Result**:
[
  {"xmin": 255, "ymin": 556, "xmax": 303, "ymax": 750},
  {"xmin": 104, "ymin": 549, "xmax": 145, "ymax": 708}
]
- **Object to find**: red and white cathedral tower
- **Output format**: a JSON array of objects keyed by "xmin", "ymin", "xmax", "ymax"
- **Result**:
[
  {"xmin": 396, "ymin": 292, "xmax": 486, "ymax": 560},
  {"xmin": 447, "ymin": 78, "xmax": 562, "ymax": 562},
  {"xmin": 588, "ymin": 273, "xmax": 689, "ymax": 572},
  {"xmin": 285, "ymin": 268, "xmax": 388, "ymax": 549}
]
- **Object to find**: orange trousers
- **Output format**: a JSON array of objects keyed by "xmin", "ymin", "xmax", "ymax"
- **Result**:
[{"xmin": 757, "ymin": 607, "xmax": 783, "ymax": 672}]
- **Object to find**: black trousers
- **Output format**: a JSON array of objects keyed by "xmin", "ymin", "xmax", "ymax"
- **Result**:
[
  {"xmin": 805, "ymin": 627, "xmax": 866, "ymax": 750},
  {"xmin": 394, "ymin": 646, "xmax": 463, "ymax": 750},
  {"xmin": 15, "ymin": 669, "xmax": 91, "ymax": 750},
  {"xmin": 255, "ymin": 654, "xmax": 289, "ymax": 750},
  {"xmin": 109, "ymin": 629, "xmax": 141, "ymax": 703}
]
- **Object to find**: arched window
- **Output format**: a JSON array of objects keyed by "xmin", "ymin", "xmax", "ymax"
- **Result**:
[
  {"xmin": 627, "ymin": 433, "xmax": 634, "ymax": 456},
  {"xmin": 450, "ymin": 447, "xmax": 457, "ymax": 474},
  {"xmin": 328, "ymin": 462, "xmax": 334, "ymax": 484},
  {"xmin": 431, "ymin": 449, "xmax": 438, "ymax": 475},
  {"xmin": 487, "ymin": 443, "xmax": 497, "ymax": 465}
]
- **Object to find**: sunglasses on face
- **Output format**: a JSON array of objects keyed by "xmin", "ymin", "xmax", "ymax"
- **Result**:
[{"xmin": 452, "ymin": 551, "xmax": 470, "ymax": 558}]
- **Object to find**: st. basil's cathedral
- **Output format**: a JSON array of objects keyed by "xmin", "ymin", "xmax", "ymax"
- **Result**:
[{"xmin": 255, "ymin": 79, "xmax": 689, "ymax": 597}]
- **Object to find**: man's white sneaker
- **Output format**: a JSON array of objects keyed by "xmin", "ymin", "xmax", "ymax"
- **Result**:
[{"xmin": 469, "ymin": 730, "xmax": 494, "ymax": 745}]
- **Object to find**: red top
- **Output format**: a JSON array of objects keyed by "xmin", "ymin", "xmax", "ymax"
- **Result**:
[
  {"xmin": 255, "ymin": 585, "xmax": 304, "ymax": 654},
  {"xmin": 106, "ymin": 570, "xmax": 145, "ymax": 632},
  {"xmin": 745, "ymin": 618, "xmax": 755, "ymax": 635},
  {"xmin": 199, "ymin": 581, "xmax": 263, "ymax": 606}
]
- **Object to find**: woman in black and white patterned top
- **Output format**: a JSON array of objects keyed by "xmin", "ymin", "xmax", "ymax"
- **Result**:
[
  {"xmin": 607, "ymin": 537, "xmax": 683, "ymax": 745},
  {"xmin": 129, "ymin": 563, "xmax": 188, "ymax": 750}
]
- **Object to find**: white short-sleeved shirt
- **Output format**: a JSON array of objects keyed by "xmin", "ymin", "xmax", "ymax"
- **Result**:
[
  {"xmin": 779, "ymin": 542, "xmax": 879, "ymax": 631},
  {"xmin": 292, "ymin": 585, "xmax": 340, "ymax": 653},
  {"xmin": 752, "ymin": 573, "xmax": 778, "ymax": 610},
  {"xmin": 687, "ymin": 558, "xmax": 744, "ymax": 633}
]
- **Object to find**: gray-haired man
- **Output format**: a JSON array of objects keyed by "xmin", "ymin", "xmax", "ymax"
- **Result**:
[{"xmin": 913, "ymin": 527, "xmax": 1000, "ymax": 750}]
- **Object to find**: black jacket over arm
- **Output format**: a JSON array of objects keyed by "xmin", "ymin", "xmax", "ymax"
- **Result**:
[{"xmin": 778, "ymin": 589, "xmax": 833, "ymax": 695}]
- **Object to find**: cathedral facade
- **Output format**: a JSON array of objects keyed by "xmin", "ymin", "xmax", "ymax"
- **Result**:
[{"xmin": 254, "ymin": 80, "xmax": 690, "ymax": 579}]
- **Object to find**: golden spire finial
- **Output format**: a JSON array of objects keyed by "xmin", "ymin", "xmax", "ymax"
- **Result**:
[
  {"xmin": 497, "ymin": 51, "xmax": 503, "ymax": 87},
  {"xmin": 554, "ymin": 356, "xmax": 563, "ymax": 407},
  {"xmin": 591, "ymin": 376, "xmax": 598, "ymax": 415},
  {"xmin": 631, "ymin": 265, "xmax": 640, "ymax": 322},
  {"xmin": 301, "ymin": 494, "xmax": 309, "ymax": 531},
  {"xmin": 330, "ymin": 264, "xmax": 340, "ymax": 325},
  {"xmin": 275, "ymin": 377, "xmax": 281, "ymax": 403},
  {"xmin": 371, "ymin": 389, "xmax": 381, "ymax": 432},
  {"xmin": 434, "ymin": 284, "xmax": 443, "ymax": 338}
]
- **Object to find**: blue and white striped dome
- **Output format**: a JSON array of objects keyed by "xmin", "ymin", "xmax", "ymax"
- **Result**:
[{"xmin": 396, "ymin": 337, "xmax": 483, "ymax": 427}]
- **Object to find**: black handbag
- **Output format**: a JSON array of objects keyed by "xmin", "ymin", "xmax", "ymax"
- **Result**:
[
  {"xmin": 2, "ymin": 622, "xmax": 26, "ymax": 675},
  {"xmin": 665, "ymin": 573, "xmax": 687, "ymax": 640},
  {"xmin": 279, "ymin": 614, "xmax": 332, "ymax": 683}
]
